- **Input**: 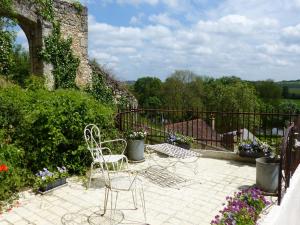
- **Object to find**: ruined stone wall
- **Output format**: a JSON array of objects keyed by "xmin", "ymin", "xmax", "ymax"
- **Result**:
[
  {"xmin": 53, "ymin": 0, "xmax": 92, "ymax": 87},
  {"xmin": 0, "ymin": 0, "xmax": 92, "ymax": 89}
]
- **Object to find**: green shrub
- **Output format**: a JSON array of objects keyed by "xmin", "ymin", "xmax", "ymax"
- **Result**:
[
  {"xmin": 0, "ymin": 86, "xmax": 117, "ymax": 174},
  {"xmin": 0, "ymin": 144, "xmax": 33, "ymax": 212}
]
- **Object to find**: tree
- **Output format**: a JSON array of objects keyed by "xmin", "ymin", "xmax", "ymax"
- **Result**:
[
  {"xmin": 162, "ymin": 70, "xmax": 204, "ymax": 109},
  {"xmin": 282, "ymin": 86, "xmax": 289, "ymax": 99},
  {"xmin": 0, "ymin": 17, "xmax": 16, "ymax": 79},
  {"xmin": 11, "ymin": 44, "xmax": 30, "ymax": 86},
  {"xmin": 133, "ymin": 77, "xmax": 162, "ymax": 108},
  {"xmin": 203, "ymin": 77, "xmax": 260, "ymax": 111},
  {"xmin": 255, "ymin": 80, "xmax": 282, "ymax": 106}
]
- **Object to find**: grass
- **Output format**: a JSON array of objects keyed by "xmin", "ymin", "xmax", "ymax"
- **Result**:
[{"xmin": 289, "ymin": 88, "xmax": 300, "ymax": 95}]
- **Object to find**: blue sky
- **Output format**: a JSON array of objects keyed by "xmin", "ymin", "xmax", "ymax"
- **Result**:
[{"xmin": 17, "ymin": 0, "xmax": 300, "ymax": 81}]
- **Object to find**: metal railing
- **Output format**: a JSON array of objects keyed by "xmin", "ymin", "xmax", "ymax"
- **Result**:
[
  {"xmin": 116, "ymin": 108, "xmax": 299, "ymax": 151},
  {"xmin": 278, "ymin": 121, "xmax": 300, "ymax": 204}
]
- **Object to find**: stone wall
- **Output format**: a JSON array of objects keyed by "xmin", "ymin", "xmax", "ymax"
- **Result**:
[
  {"xmin": 0, "ymin": 0, "xmax": 92, "ymax": 89},
  {"xmin": 53, "ymin": 0, "xmax": 92, "ymax": 87},
  {"xmin": 90, "ymin": 62, "xmax": 138, "ymax": 108}
]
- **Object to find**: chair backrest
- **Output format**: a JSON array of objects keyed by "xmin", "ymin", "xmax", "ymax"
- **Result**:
[
  {"xmin": 84, "ymin": 124, "xmax": 113, "ymax": 187},
  {"xmin": 84, "ymin": 124, "xmax": 102, "ymax": 161}
]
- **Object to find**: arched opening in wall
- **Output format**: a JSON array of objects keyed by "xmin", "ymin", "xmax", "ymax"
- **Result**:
[{"xmin": 0, "ymin": 17, "xmax": 30, "ymax": 87}]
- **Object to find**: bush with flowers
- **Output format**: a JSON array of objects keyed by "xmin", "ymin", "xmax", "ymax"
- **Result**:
[
  {"xmin": 0, "ymin": 144, "xmax": 33, "ymax": 213},
  {"xmin": 34, "ymin": 167, "xmax": 68, "ymax": 192},
  {"xmin": 211, "ymin": 187, "xmax": 270, "ymax": 225},
  {"xmin": 167, "ymin": 132, "xmax": 194, "ymax": 149},
  {"xmin": 126, "ymin": 130, "xmax": 147, "ymax": 140},
  {"xmin": 238, "ymin": 139, "xmax": 272, "ymax": 158}
]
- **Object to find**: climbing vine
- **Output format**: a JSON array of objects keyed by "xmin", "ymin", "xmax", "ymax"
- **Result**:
[
  {"xmin": 40, "ymin": 23, "xmax": 79, "ymax": 89},
  {"xmin": 31, "ymin": 0, "xmax": 54, "ymax": 22},
  {"xmin": 72, "ymin": 0, "xmax": 84, "ymax": 13}
]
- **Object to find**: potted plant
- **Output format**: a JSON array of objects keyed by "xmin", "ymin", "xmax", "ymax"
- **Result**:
[
  {"xmin": 167, "ymin": 133, "xmax": 194, "ymax": 149},
  {"xmin": 211, "ymin": 187, "xmax": 270, "ymax": 225},
  {"xmin": 254, "ymin": 140, "xmax": 280, "ymax": 193},
  {"xmin": 126, "ymin": 130, "xmax": 147, "ymax": 162},
  {"xmin": 238, "ymin": 140, "xmax": 271, "ymax": 158},
  {"xmin": 34, "ymin": 167, "xmax": 68, "ymax": 193}
]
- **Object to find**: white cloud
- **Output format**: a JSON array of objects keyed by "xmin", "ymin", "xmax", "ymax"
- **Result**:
[
  {"xmin": 116, "ymin": 0, "xmax": 159, "ymax": 6},
  {"xmin": 87, "ymin": 1, "xmax": 300, "ymax": 81},
  {"xmin": 148, "ymin": 13, "xmax": 181, "ymax": 27},
  {"xmin": 129, "ymin": 13, "xmax": 145, "ymax": 25}
]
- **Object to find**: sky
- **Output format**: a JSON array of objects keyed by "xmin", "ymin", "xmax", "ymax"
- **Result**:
[{"xmin": 16, "ymin": 0, "xmax": 300, "ymax": 81}]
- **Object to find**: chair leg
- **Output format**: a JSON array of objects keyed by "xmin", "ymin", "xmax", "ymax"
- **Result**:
[
  {"xmin": 88, "ymin": 163, "xmax": 94, "ymax": 189},
  {"xmin": 110, "ymin": 191, "xmax": 119, "ymax": 225},
  {"xmin": 101, "ymin": 188, "xmax": 109, "ymax": 216},
  {"xmin": 139, "ymin": 187, "xmax": 147, "ymax": 223}
]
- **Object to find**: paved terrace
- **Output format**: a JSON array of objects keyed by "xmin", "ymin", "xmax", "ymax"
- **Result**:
[{"xmin": 0, "ymin": 153, "xmax": 256, "ymax": 225}]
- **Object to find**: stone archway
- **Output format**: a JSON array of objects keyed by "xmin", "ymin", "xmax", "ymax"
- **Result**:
[{"xmin": 0, "ymin": 0, "xmax": 91, "ymax": 89}]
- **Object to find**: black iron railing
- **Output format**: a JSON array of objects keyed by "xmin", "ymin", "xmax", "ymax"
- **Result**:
[
  {"xmin": 117, "ymin": 108, "xmax": 298, "ymax": 151},
  {"xmin": 117, "ymin": 108, "xmax": 300, "ymax": 204},
  {"xmin": 278, "ymin": 121, "xmax": 300, "ymax": 204}
]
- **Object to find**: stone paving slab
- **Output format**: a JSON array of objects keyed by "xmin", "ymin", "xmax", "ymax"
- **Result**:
[{"xmin": 0, "ymin": 154, "xmax": 257, "ymax": 225}]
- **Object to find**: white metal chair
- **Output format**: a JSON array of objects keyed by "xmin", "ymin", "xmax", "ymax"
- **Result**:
[
  {"xmin": 84, "ymin": 124, "xmax": 128, "ymax": 188},
  {"xmin": 100, "ymin": 149, "xmax": 147, "ymax": 225}
]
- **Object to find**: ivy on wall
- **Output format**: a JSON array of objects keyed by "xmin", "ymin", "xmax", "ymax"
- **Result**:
[
  {"xmin": 0, "ymin": 0, "xmax": 82, "ymax": 89},
  {"xmin": 40, "ymin": 23, "xmax": 79, "ymax": 89},
  {"xmin": 31, "ymin": 0, "xmax": 54, "ymax": 22}
]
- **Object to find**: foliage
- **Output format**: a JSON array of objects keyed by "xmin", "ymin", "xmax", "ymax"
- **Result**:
[
  {"xmin": 0, "ymin": 18, "xmax": 16, "ymax": 78},
  {"xmin": 204, "ymin": 76, "xmax": 260, "ymax": 111},
  {"xmin": 134, "ymin": 76, "xmax": 163, "ymax": 108},
  {"xmin": 24, "ymin": 75, "xmax": 45, "ymax": 90},
  {"xmin": 162, "ymin": 71, "xmax": 204, "ymax": 109},
  {"xmin": 10, "ymin": 44, "xmax": 30, "ymax": 86},
  {"xmin": 0, "ymin": 144, "xmax": 33, "ymax": 212},
  {"xmin": 71, "ymin": 0, "xmax": 84, "ymax": 13},
  {"xmin": 40, "ymin": 23, "xmax": 79, "ymax": 89},
  {"xmin": 126, "ymin": 130, "xmax": 147, "ymax": 140},
  {"xmin": 0, "ymin": 86, "xmax": 117, "ymax": 174},
  {"xmin": 31, "ymin": 0, "xmax": 54, "ymax": 22},
  {"xmin": 278, "ymin": 100, "xmax": 299, "ymax": 113},
  {"xmin": 238, "ymin": 140, "xmax": 272, "ymax": 158},
  {"xmin": 255, "ymin": 80, "xmax": 282, "ymax": 106},
  {"xmin": 167, "ymin": 133, "xmax": 194, "ymax": 145},
  {"xmin": 34, "ymin": 167, "xmax": 68, "ymax": 191},
  {"xmin": 0, "ymin": 0, "xmax": 14, "ymax": 12},
  {"xmin": 87, "ymin": 71, "xmax": 115, "ymax": 105},
  {"xmin": 211, "ymin": 188, "xmax": 270, "ymax": 225}
]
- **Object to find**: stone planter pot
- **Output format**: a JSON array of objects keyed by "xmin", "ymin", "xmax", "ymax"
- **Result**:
[
  {"xmin": 256, "ymin": 157, "xmax": 279, "ymax": 193},
  {"xmin": 127, "ymin": 139, "xmax": 145, "ymax": 162},
  {"xmin": 39, "ymin": 177, "xmax": 67, "ymax": 193}
]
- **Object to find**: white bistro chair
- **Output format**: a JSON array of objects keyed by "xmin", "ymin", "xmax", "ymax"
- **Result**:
[
  {"xmin": 100, "ymin": 149, "xmax": 147, "ymax": 225},
  {"xmin": 84, "ymin": 124, "xmax": 128, "ymax": 188}
]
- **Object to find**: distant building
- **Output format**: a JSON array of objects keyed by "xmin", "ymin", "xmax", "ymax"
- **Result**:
[{"xmin": 164, "ymin": 119, "xmax": 222, "ymax": 148}]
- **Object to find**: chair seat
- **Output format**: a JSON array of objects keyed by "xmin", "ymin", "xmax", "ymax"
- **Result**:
[
  {"xmin": 95, "ymin": 154, "xmax": 126, "ymax": 163},
  {"xmin": 110, "ymin": 175, "xmax": 140, "ymax": 191}
]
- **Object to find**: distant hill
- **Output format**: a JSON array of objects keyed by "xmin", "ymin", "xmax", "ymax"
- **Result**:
[
  {"xmin": 124, "ymin": 80, "xmax": 136, "ymax": 85},
  {"xmin": 277, "ymin": 80, "xmax": 300, "ymax": 88},
  {"xmin": 277, "ymin": 80, "xmax": 300, "ymax": 99}
]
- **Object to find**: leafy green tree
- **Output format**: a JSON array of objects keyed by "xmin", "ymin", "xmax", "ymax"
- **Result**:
[
  {"xmin": 11, "ymin": 44, "xmax": 30, "ymax": 86},
  {"xmin": 282, "ymin": 86, "xmax": 289, "ymax": 98},
  {"xmin": 162, "ymin": 70, "xmax": 204, "ymax": 109},
  {"xmin": 278, "ymin": 101, "xmax": 299, "ymax": 113},
  {"xmin": 133, "ymin": 77, "xmax": 162, "ymax": 108},
  {"xmin": 204, "ymin": 77, "xmax": 260, "ymax": 111},
  {"xmin": 255, "ymin": 80, "xmax": 282, "ymax": 106},
  {"xmin": 0, "ymin": 17, "xmax": 16, "ymax": 79}
]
